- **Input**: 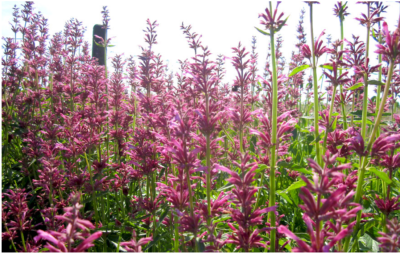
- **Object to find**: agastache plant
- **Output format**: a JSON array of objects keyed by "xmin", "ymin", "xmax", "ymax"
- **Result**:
[
  {"xmin": 34, "ymin": 193, "xmax": 102, "ymax": 252},
  {"xmin": 256, "ymin": 2, "xmax": 288, "ymax": 251},
  {"xmin": 333, "ymin": 1, "xmax": 350, "ymax": 130},
  {"xmin": 186, "ymin": 32, "xmax": 219, "ymax": 231},
  {"xmin": 216, "ymin": 162, "xmax": 277, "ymax": 252},
  {"xmin": 2, "ymin": 2, "xmax": 400, "ymax": 252},
  {"xmin": 278, "ymin": 152, "xmax": 359, "ymax": 252},
  {"xmin": 304, "ymin": 2, "xmax": 329, "ymax": 166},
  {"xmin": 345, "ymin": 20, "xmax": 400, "ymax": 251}
]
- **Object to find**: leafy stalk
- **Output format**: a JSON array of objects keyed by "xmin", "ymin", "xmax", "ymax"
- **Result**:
[
  {"xmin": 309, "ymin": 3, "xmax": 322, "ymax": 166},
  {"xmin": 267, "ymin": 2, "xmax": 278, "ymax": 251},
  {"xmin": 339, "ymin": 3, "xmax": 348, "ymax": 130},
  {"xmin": 375, "ymin": 27, "xmax": 383, "ymax": 137},
  {"xmin": 345, "ymin": 58, "xmax": 395, "ymax": 253}
]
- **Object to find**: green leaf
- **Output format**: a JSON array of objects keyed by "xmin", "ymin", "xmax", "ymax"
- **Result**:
[
  {"xmin": 133, "ymin": 213, "xmax": 152, "ymax": 221},
  {"xmin": 277, "ymin": 161, "xmax": 312, "ymax": 175},
  {"xmin": 289, "ymin": 65, "xmax": 311, "ymax": 77},
  {"xmin": 291, "ymin": 167, "xmax": 313, "ymax": 175},
  {"xmin": 276, "ymin": 190, "xmax": 293, "ymax": 204},
  {"xmin": 108, "ymin": 239, "xmax": 127, "ymax": 252},
  {"xmin": 286, "ymin": 180, "xmax": 306, "ymax": 192},
  {"xmin": 290, "ymin": 189, "xmax": 300, "ymax": 205},
  {"xmin": 320, "ymin": 64, "xmax": 347, "ymax": 71},
  {"xmin": 336, "ymin": 157, "xmax": 346, "ymax": 163},
  {"xmin": 107, "ymin": 44, "xmax": 116, "ymax": 47},
  {"xmin": 368, "ymin": 167, "xmax": 392, "ymax": 184},
  {"xmin": 158, "ymin": 166, "xmax": 166, "ymax": 180},
  {"xmin": 300, "ymin": 116, "xmax": 314, "ymax": 120},
  {"xmin": 350, "ymin": 110, "xmax": 390, "ymax": 118},
  {"xmin": 255, "ymin": 27, "xmax": 270, "ymax": 36},
  {"xmin": 347, "ymin": 219, "xmax": 375, "ymax": 252},
  {"xmin": 359, "ymin": 233, "xmax": 379, "ymax": 252},
  {"xmin": 217, "ymin": 183, "xmax": 234, "ymax": 192},
  {"xmin": 275, "ymin": 16, "xmax": 289, "ymax": 33},
  {"xmin": 197, "ymin": 238, "xmax": 205, "ymax": 252},
  {"xmin": 156, "ymin": 206, "xmax": 170, "ymax": 229},
  {"xmin": 368, "ymin": 80, "xmax": 385, "ymax": 86},
  {"xmin": 346, "ymin": 82, "xmax": 363, "ymax": 90},
  {"xmin": 332, "ymin": 115, "xmax": 338, "ymax": 131},
  {"xmin": 320, "ymin": 64, "xmax": 333, "ymax": 70},
  {"xmin": 94, "ymin": 40, "xmax": 105, "ymax": 48},
  {"xmin": 339, "ymin": 2, "xmax": 348, "ymax": 17},
  {"xmin": 255, "ymin": 164, "xmax": 268, "ymax": 173},
  {"xmin": 143, "ymin": 232, "xmax": 167, "ymax": 251},
  {"xmin": 183, "ymin": 233, "xmax": 195, "ymax": 243},
  {"xmin": 353, "ymin": 119, "xmax": 374, "ymax": 125},
  {"xmin": 213, "ymin": 214, "xmax": 231, "ymax": 224}
]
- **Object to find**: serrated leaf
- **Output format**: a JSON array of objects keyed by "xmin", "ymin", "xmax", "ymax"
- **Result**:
[
  {"xmin": 289, "ymin": 65, "xmax": 310, "ymax": 77},
  {"xmin": 368, "ymin": 167, "xmax": 392, "ymax": 184}
]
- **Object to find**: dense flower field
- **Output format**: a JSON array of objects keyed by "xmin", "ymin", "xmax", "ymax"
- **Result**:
[{"xmin": 2, "ymin": 1, "xmax": 400, "ymax": 252}]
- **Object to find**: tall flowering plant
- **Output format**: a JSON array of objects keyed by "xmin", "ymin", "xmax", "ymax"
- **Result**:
[{"xmin": 256, "ymin": 2, "xmax": 288, "ymax": 250}]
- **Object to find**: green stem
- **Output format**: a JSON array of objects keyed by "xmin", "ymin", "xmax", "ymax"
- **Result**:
[
  {"xmin": 4, "ymin": 225, "xmax": 17, "ymax": 252},
  {"xmin": 309, "ymin": 3, "xmax": 322, "ymax": 166},
  {"xmin": 20, "ymin": 230, "xmax": 27, "ymax": 252},
  {"xmin": 85, "ymin": 152, "xmax": 99, "ymax": 224},
  {"xmin": 361, "ymin": 3, "xmax": 371, "ymax": 139},
  {"xmin": 366, "ymin": 61, "xmax": 395, "ymax": 152},
  {"xmin": 205, "ymin": 93, "xmax": 212, "ymax": 228},
  {"xmin": 174, "ymin": 215, "xmax": 180, "ymax": 252},
  {"xmin": 361, "ymin": 73, "xmax": 369, "ymax": 140},
  {"xmin": 267, "ymin": 2, "xmax": 278, "ymax": 251},
  {"xmin": 375, "ymin": 33, "xmax": 382, "ymax": 125},
  {"xmin": 186, "ymin": 168, "xmax": 199, "ymax": 252},
  {"xmin": 339, "ymin": 14, "xmax": 348, "ymax": 129},
  {"xmin": 351, "ymin": 92, "xmax": 356, "ymax": 127},
  {"xmin": 323, "ymin": 85, "xmax": 337, "ymax": 155},
  {"xmin": 346, "ymin": 60, "xmax": 395, "ymax": 252},
  {"xmin": 104, "ymin": 29, "xmax": 110, "ymax": 160}
]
